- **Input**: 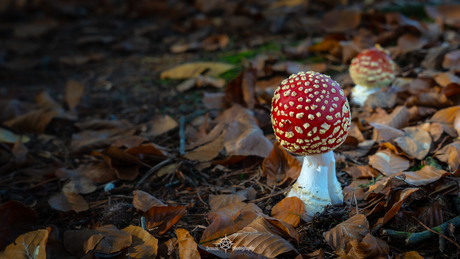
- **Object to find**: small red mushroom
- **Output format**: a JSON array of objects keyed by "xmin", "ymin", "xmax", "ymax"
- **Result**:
[
  {"xmin": 349, "ymin": 45, "xmax": 396, "ymax": 105},
  {"xmin": 271, "ymin": 71, "xmax": 351, "ymax": 217}
]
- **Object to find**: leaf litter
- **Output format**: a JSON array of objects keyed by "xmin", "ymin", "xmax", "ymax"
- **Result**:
[{"xmin": 1, "ymin": 1, "xmax": 460, "ymax": 258}]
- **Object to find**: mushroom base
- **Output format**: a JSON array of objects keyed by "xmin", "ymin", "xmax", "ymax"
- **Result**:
[
  {"xmin": 287, "ymin": 151, "xmax": 343, "ymax": 218},
  {"xmin": 351, "ymin": 84, "xmax": 381, "ymax": 106}
]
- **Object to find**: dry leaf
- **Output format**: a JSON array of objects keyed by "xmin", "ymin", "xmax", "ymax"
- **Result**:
[
  {"xmin": 402, "ymin": 251, "xmax": 424, "ymax": 259},
  {"xmin": 149, "ymin": 115, "xmax": 178, "ymax": 137},
  {"xmin": 65, "ymin": 80, "xmax": 84, "ymax": 110},
  {"xmin": 433, "ymin": 72, "xmax": 460, "ymax": 87},
  {"xmin": 133, "ymin": 190, "xmax": 166, "ymax": 212},
  {"xmin": 184, "ymin": 132, "xmax": 224, "ymax": 162},
  {"xmin": 0, "ymin": 201, "xmax": 38, "ymax": 251},
  {"xmin": 434, "ymin": 141, "xmax": 460, "ymax": 175},
  {"xmin": 403, "ymin": 165, "xmax": 450, "ymax": 186},
  {"xmin": 431, "ymin": 106, "xmax": 460, "ymax": 124},
  {"xmin": 125, "ymin": 143, "xmax": 169, "ymax": 157},
  {"xmin": 209, "ymin": 194, "xmax": 246, "ymax": 211},
  {"xmin": 0, "ymin": 228, "xmax": 50, "ymax": 259},
  {"xmin": 368, "ymin": 150, "xmax": 410, "ymax": 177},
  {"xmin": 48, "ymin": 192, "xmax": 89, "ymax": 213},
  {"xmin": 372, "ymin": 188, "xmax": 419, "ymax": 230},
  {"xmin": 225, "ymin": 68, "xmax": 257, "ymax": 110},
  {"xmin": 322, "ymin": 8, "xmax": 361, "ymax": 33},
  {"xmin": 177, "ymin": 228, "xmax": 201, "ymax": 259},
  {"xmin": 77, "ymin": 163, "xmax": 118, "ymax": 184},
  {"xmin": 121, "ymin": 225, "xmax": 158, "ymax": 259},
  {"xmin": 271, "ymin": 197, "xmax": 307, "ymax": 227},
  {"xmin": 223, "ymin": 215, "xmax": 298, "ymax": 258},
  {"xmin": 343, "ymin": 166, "xmax": 379, "ymax": 180},
  {"xmin": 370, "ymin": 123, "xmax": 404, "ymax": 142},
  {"xmin": 64, "ymin": 225, "xmax": 132, "ymax": 257},
  {"xmin": 160, "ymin": 62, "xmax": 235, "ymax": 79},
  {"xmin": 424, "ymin": 4, "xmax": 460, "ymax": 27},
  {"xmin": 4, "ymin": 109, "xmax": 61, "ymax": 134},
  {"xmin": 143, "ymin": 205, "xmax": 186, "ymax": 235},
  {"xmin": 394, "ymin": 126, "xmax": 431, "ymax": 160},
  {"xmin": 443, "ymin": 50, "xmax": 460, "ymax": 71},
  {"xmin": 262, "ymin": 142, "xmax": 302, "ymax": 185},
  {"xmin": 201, "ymin": 34, "xmax": 229, "ymax": 51},
  {"xmin": 397, "ymin": 34, "xmax": 428, "ymax": 54},
  {"xmin": 341, "ymin": 233, "xmax": 389, "ymax": 259},
  {"xmin": 323, "ymin": 214, "xmax": 369, "ymax": 251}
]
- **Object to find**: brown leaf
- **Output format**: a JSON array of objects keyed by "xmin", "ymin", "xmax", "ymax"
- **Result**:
[
  {"xmin": 143, "ymin": 205, "xmax": 186, "ymax": 235},
  {"xmin": 397, "ymin": 34, "xmax": 428, "ymax": 54},
  {"xmin": 368, "ymin": 150, "xmax": 410, "ymax": 177},
  {"xmin": 65, "ymin": 80, "xmax": 84, "ymax": 110},
  {"xmin": 323, "ymin": 214, "xmax": 369, "ymax": 251},
  {"xmin": 343, "ymin": 180, "xmax": 367, "ymax": 203},
  {"xmin": 424, "ymin": 4, "xmax": 460, "ymax": 27},
  {"xmin": 322, "ymin": 8, "xmax": 361, "ymax": 33},
  {"xmin": 48, "ymin": 192, "xmax": 89, "ymax": 213},
  {"xmin": 262, "ymin": 142, "xmax": 302, "ymax": 185},
  {"xmin": 343, "ymin": 166, "xmax": 379, "ymax": 180},
  {"xmin": 0, "ymin": 99, "xmax": 34, "ymax": 123},
  {"xmin": 403, "ymin": 165, "xmax": 451, "ymax": 186},
  {"xmin": 4, "ymin": 109, "xmax": 61, "ymax": 134},
  {"xmin": 434, "ymin": 141, "xmax": 460, "ymax": 175},
  {"xmin": 402, "ymin": 251, "xmax": 424, "ymax": 259},
  {"xmin": 64, "ymin": 225, "xmax": 132, "ymax": 257},
  {"xmin": 271, "ymin": 197, "xmax": 306, "ymax": 227},
  {"xmin": 0, "ymin": 228, "xmax": 50, "ymax": 259},
  {"xmin": 431, "ymin": 106, "xmax": 460, "ymax": 124},
  {"xmin": 372, "ymin": 188, "xmax": 419, "ymax": 230},
  {"xmin": 385, "ymin": 106, "xmax": 410, "ymax": 129},
  {"xmin": 120, "ymin": 225, "xmax": 158, "ymax": 259},
  {"xmin": 133, "ymin": 190, "xmax": 166, "ymax": 212},
  {"xmin": 443, "ymin": 50, "xmax": 460, "ymax": 71},
  {"xmin": 419, "ymin": 201, "xmax": 443, "ymax": 228},
  {"xmin": 433, "ymin": 72, "xmax": 460, "ymax": 87},
  {"xmin": 160, "ymin": 62, "xmax": 235, "ymax": 80},
  {"xmin": 77, "ymin": 163, "xmax": 118, "ymax": 184},
  {"xmin": 370, "ymin": 123, "xmax": 404, "ymax": 142},
  {"xmin": 0, "ymin": 201, "xmax": 38, "ymax": 251},
  {"xmin": 209, "ymin": 194, "xmax": 246, "ymax": 211},
  {"xmin": 56, "ymin": 168, "xmax": 97, "ymax": 195},
  {"xmin": 101, "ymin": 146, "xmax": 144, "ymax": 180},
  {"xmin": 406, "ymin": 92, "xmax": 453, "ymax": 108},
  {"xmin": 176, "ymin": 228, "xmax": 201, "ymax": 259},
  {"xmin": 394, "ymin": 126, "xmax": 431, "ymax": 160},
  {"xmin": 184, "ymin": 132, "xmax": 224, "ymax": 162},
  {"xmin": 207, "ymin": 202, "xmax": 262, "ymax": 222},
  {"xmin": 201, "ymin": 34, "xmax": 229, "ymax": 51},
  {"xmin": 225, "ymin": 68, "xmax": 257, "ymax": 110},
  {"xmin": 223, "ymin": 215, "xmax": 298, "ymax": 257},
  {"xmin": 148, "ymin": 115, "xmax": 178, "ymax": 137},
  {"xmin": 125, "ymin": 143, "xmax": 169, "ymax": 157},
  {"xmin": 342, "ymin": 233, "xmax": 389, "ymax": 259}
]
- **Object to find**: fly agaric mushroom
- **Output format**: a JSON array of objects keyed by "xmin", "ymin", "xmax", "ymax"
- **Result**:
[
  {"xmin": 271, "ymin": 71, "xmax": 351, "ymax": 217},
  {"xmin": 349, "ymin": 45, "xmax": 396, "ymax": 106}
]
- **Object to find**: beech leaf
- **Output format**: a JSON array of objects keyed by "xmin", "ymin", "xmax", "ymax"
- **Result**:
[
  {"xmin": 323, "ymin": 214, "xmax": 369, "ymax": 251},
  {"xmin": 177, "ymin": 228, "xmax": 201, "ymax": 259},
  {"xmin": 271, "ymin": 197, "xmax": 307, "ymax": 227},
  {"xmin": 0, "ymin": 228, "xmax": 50, "ymax": 259},
  {"xmin": 143, "ymin": 205, "xmax": 187, "ymax": 235},
  {"xmin": 133, "ymin": 190, "xmax": 166, "ymax": 212},
  {"xmin": 368, "ymin": 150, "xmax": 410, "ymax": 177}
]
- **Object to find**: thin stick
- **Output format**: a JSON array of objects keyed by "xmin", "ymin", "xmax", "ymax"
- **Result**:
[
  {"xmin": 353, "ymin": 191, "xmax": 359, "ymax": 215},
  {"xmin": 135, "ymin": 159, "xmax": 171, "ymax": 189},
  {"xmin": 250, "ymin": 190, "xmax": 286, "ymax": 203},
  {"xmin": 179, "ymin": 116, "xmax": 185, "ymax": 156},
  {"xmin": 412, "ymin": 216, "xmax": 460, "ymax": 250}
]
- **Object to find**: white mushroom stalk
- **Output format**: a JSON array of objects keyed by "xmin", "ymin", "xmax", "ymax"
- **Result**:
[{"xmin": 287, "ymin": 151, "xmax": 343, "ymax": 217}]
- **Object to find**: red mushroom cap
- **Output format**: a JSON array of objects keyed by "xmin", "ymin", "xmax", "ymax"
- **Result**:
[
  {"xmin": 349, "ymin": 46, "xmax": 396, "ymax": 88},
  {"xmin": 270, "ymin": 71, "xmax": 351, "ymax": 156}
]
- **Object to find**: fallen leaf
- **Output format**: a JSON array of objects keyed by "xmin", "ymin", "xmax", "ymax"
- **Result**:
[
  {"xmin": 177, "ymin": 228, "xmax": 201, "ymax": 259},
  {"xmin": 65, "ymin": 80, "xmax": 84, "ymax": 110},
  {"xmin": 143, "ymin": 205, "xmax": 186, "ymax": 235},
  {"xmin": 343, "ymin": 180, "xmax": 367, "ymax": 202},
  {"xmin": 262, "ymin": 142, "xmax": 302, "ymax": 185},
  {"xmin": 101, "ymin": 146, "xmax": 144, "ymax": 180},
  {"xmin": 64, "ymin": 225, "xmax": 132, "ymax": 257},
  {"xmin": 370, "ymin": 123, "xmax": 404, "ymax": 142},
  {"xmin": 433, "ymin": 72, "xmax": 460, "ymax": 87},
  {"xmin": 322, "ymin": 8, "xmax": 361, "ymax": 33},
  {"xmin": 201, "ymin": 34, "xmax": 229, "ymax": 51},
  {"xmin": 223, "ymin": 215, "xmax": 298, "ymax": 257},
  {"xmin": 368, "ymin": 150, "xmax": 410, "ymax": 177},
  {"xmin": 133, "ymin": 190, "xmax": 166, "ymax": 212},
  {"xmin": 402, "ymin": 251, "xmax": 424, "ymax": 259},
  {"xmin": 372, "ymin": 188, "xmax": 419, "ymax": 230},
  {"xmin": 0, "ymin": 99, "xmax": 34, "ymax": 123},
  {"xmin": 225, "ymin": 68, "xmax": 257, "ymax": 110},
  {"xmin": 403, "ymin": 165, "xmax": 450, "ymax": 186},
  {"xmin": 271, "ymin": 197, "xmax": 306, "ymax": 227},
  {"xmin": 184, "ymin": 132, "xmax": 224, "ymax": 162},
  {"xmin": 0, "ymin": 228, "xmax": 50, "ymax": 259},
  {"xmin": 323, "ymin": 214, "xmax": 369, "ymax": 251},
  {"xmin": 394, "ymin": 126, "xmax": 431, "ymax": 160},
  {"xmin": 48, "ymin": 192, "xmax": 89, "ymax": 213},
  {"xmin": 340, "ymin": 233, "xmax": 389, "ymax": 259},
  {"xmin": 4, "ymin": 109, "xmax": 61, "ymax": 134},
  {"xmin": 419, "ymin": 201, "xmax": 443, "ymax": 228},
  {"xmin": 443, "ymin": 50, "xmax": 460, "ymax": 71},
  {"xmin": 56, "ymin": 168, "xmax": 97, "ymax": 195},
  {"xmin": 209, "ymin": 194, "xmax": 246, "ymax": 211},
  {"xmin": 126, "ymin": 143, "xmax": 169, "ymax": 157},
  {"xmin": 148, "ymin": 115, "xmax": 178, "ymax": 137},
  {"xmin": 424, "ymin": 4, "xmax": 460, "ymax": 27},
  {"xmin": 343, "ymin": 166, "xmax": 379, "ymax": 180},
  {"xmin": 120, "ymin": 225, "xmax": 158, "ymax": 259},
  {"xmin": 434, "ymin": 141, "xmax": 460, "ymax": 175},
  {"xmin": 77, "ymin": 163, "xmax": 118, "ymax": 184},
  {"xmin": 431, "ymin": 105, "xmax": 460, "ymax": 124},
  {"xmin": 0, "ymin": 201, "xmax": 39, "ymax": 251},
  {"xmin": 161, "ymin": 62, "xmax": 235, "ymax": 80},
  {"xmin": 397, "ymin": 34, "xmax": 428, "ymax": 54}
]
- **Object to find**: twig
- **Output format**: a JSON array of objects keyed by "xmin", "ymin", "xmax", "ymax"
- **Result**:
[
  {"xmin": 179, "ymin": 116, "xmax": 185, "ymax": 156},
  {"xmin": 381, "ymin": 214, "xmax": 460, "ymax": 245},
  {"xmin": 412, "ymin": 216, "xmax": 460, "ymax": 251},
  {"xmin": 141, "ymin": 216, "xmax": 147, "ymax": 231},
  {"xmin": 249, "ymin": 190, "xmax": 286, "ymax": 203},
  {"xmin": 135, "ymin": 159, "xmax": 171, "ymax": 189}
]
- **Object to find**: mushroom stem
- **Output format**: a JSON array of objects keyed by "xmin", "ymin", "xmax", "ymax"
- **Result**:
[
  {"xmin": 287, "ymin": 151, "xmax": 343, "ymax": 217},
  {"xmin": 351, "ymin": 84, "xmax": 381, "ymax": 106}
]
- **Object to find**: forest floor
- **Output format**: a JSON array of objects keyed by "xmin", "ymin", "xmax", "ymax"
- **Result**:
[{"xmin": 1, "ymin": 0, "xmax": 460, "ymax": 258}]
